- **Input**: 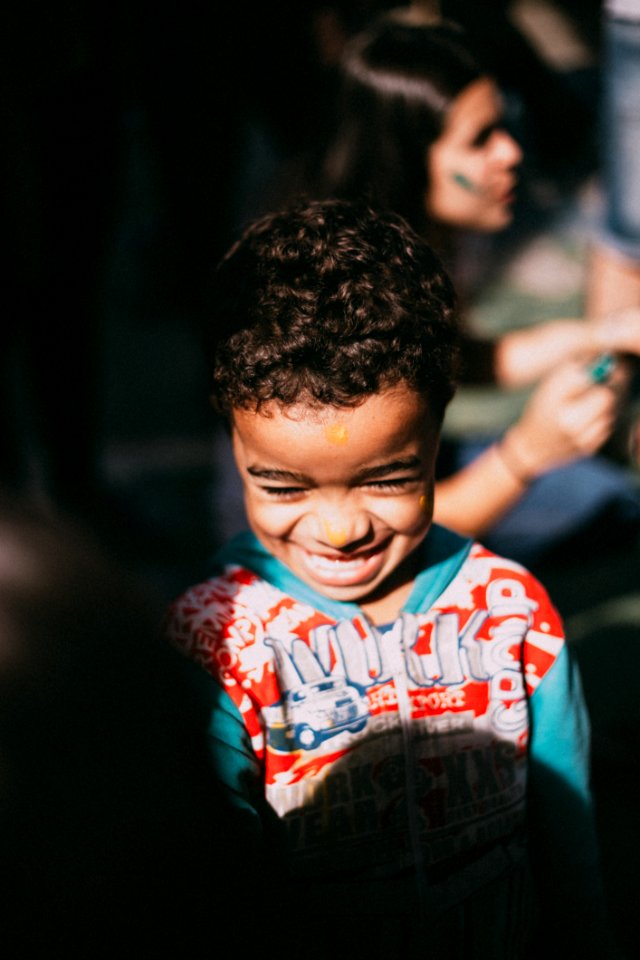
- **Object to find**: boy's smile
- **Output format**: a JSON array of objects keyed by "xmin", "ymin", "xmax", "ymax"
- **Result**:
[{"xmin": 232, "ymin": 385, "xmax": 440, "ymax": 623}]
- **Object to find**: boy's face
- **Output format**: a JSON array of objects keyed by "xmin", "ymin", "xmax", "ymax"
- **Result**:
[{"xmin": 231, "ymin": 384, "xmax": 440, "ymax": 619}]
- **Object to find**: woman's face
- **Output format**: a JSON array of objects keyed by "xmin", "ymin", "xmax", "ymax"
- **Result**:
[{"xmin": 425, "ymin": 77, "xmax": 522, "ymax": 232}]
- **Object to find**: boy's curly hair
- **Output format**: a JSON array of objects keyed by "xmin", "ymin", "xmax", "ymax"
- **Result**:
[{"xmin": 208, "ymin": 199, "xmax": 459, "ymax": 420}]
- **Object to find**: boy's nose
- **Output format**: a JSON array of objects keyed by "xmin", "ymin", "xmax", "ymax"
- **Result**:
[{"xmin": 314, "ymin": 506, "xmax": 372, "ymax": 550}]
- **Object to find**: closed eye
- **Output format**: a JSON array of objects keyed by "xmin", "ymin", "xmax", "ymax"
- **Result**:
[
  {"xmin": 260, "ymin": 485, "xmax": 307, "ymax": 499},
  {"xmin": 363, "ymin": 477, "xmax": 420, "ymax": 491},
  {"xmin": 473, "ymin": 122, "xmax": 500, "ymax": 147}
]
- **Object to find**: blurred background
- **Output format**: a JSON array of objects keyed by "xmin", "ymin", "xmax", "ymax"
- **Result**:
[{"xmin": 1, "ymin": 1, "xmax": 638, "ymax": 952}]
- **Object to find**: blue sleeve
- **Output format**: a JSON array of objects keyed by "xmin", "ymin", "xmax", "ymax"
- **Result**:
[
  {"xmin": 529, "ymin": 643, "xmax": 593, "ymax": 828},
  {"xmin": 208, "ymin": 685, "xmax": 263, "ymax": 821},
  {"xmin": 206, "ymin": 681, "xmax": 288, "ymax": 864},
  {"xmin": 528, "ymin": 643, "xmax": 612, "ymax": 948}
]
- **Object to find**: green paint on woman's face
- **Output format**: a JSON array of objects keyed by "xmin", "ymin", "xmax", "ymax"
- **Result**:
[{"xmin": 451, "ymin": 171, "xmax": 483, "ymax": 195}]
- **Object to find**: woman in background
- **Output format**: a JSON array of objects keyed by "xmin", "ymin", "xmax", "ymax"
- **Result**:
[{"xmin": 316, "ymin": 15, "xmax": 640, "ymax": 561}]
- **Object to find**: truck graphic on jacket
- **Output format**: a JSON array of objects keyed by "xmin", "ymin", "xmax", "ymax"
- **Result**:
[{"xmin": 266, "ymin": 678, "xmax": 369, "ymax": 751}]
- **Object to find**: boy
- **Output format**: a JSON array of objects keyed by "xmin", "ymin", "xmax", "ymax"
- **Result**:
[{"xmin": 166, "ymin": 200, "xmax": 606, "ymax": 956}]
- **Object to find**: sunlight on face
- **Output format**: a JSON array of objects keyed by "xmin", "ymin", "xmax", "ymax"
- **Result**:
[
  {"xmin": 426, "ymin": 77, "xmax": 523, "ymax": 232},
  {"xmin": 231, "ymin": 385, "xmax": 440, "ymax": 623}
]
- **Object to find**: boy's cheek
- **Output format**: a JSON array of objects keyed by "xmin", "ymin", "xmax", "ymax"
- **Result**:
[
  {"xmin": 245, "ymin": 499, "xmax": 299, "ymax": 538},
  {"xmin": 388, "ymin": 485, "xmax": 435, "ymax": 522}
]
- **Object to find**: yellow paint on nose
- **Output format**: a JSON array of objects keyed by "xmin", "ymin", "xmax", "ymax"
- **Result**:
[
  {"xmin": 324, "ymin": 520, "xmax": 349, "ymax": 547},
  {"xmin": 324, "ymin": 423, "xmax": 349, "ymax": 445},
  {"xmin": 419, "ymin": 495, "xmax": 429, "ymax": 513}
]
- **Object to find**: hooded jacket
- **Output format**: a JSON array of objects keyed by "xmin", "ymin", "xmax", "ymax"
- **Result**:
[{"xmin": 166, "ymin": 524, "xmax": 603, "ymax": 954}]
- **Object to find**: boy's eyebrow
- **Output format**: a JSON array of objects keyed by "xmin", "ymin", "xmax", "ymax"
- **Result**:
[
  {"xmin": 247, "ymin": 466, "xmax": 311, "ymax": 483},
  {"xmin": 355, "ymin": 456, "xmax": 422, "ymax": 481},
  {"xmin": 246, "ymin": 457, "xmax": 422, "ymax": 484}
]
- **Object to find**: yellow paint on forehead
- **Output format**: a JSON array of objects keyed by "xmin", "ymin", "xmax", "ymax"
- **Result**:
[
  {"xmin": 324, "ymin": 520, "xmax": 349, "ymax": 547},
  {"xmin": 324, "ymin": 422, "xmax": 349, "ymax": 446}
]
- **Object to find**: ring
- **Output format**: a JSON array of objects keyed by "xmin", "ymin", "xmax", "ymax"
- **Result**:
[{"xmin": 587, "ymin": 352, "xmax": 615, "ymax": 384}]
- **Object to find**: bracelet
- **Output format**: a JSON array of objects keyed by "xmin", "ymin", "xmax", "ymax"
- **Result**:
[{"xmin": 494, "ymin": 435, "xmax": 535, "ymax": 486}]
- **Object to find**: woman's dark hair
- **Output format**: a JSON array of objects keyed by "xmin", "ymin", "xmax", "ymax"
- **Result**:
[
  {"xmin": 208, "ymin": 198, "xmax": 459, "ymax": 422},
  {"xmin": 319, "ymin": 17, "xmax": 483, "ymax": 234}
]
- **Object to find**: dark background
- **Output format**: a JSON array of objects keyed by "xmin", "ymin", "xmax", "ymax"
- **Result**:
[{"xmin": 1, "ymin": 3, "xmax": 638, "ymax": 953}]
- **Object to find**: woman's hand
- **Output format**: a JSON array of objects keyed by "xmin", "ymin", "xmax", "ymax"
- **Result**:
[
  {"xmin": 590, "ymin": 306, "xmax": 640, "ymax": 357},
  {"xmin": 434, "ymin": 358, "xmax": 626, "ymax": 539},
  {"xmin": 499, "ymin": 359, "xmax": 622, "ymax": 481},
  {"xmin": 494, "ymin": 308, "xmax": 640, "ymax": 390}
]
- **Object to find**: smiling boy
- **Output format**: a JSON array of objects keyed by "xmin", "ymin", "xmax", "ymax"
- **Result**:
[
  {"xmin": 166, "ymin": 200, "xmax": 606, "ymax": 956},
  {"xmin": 231, "ymin": 386, "xmax": 439, "ymax": 623}
]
